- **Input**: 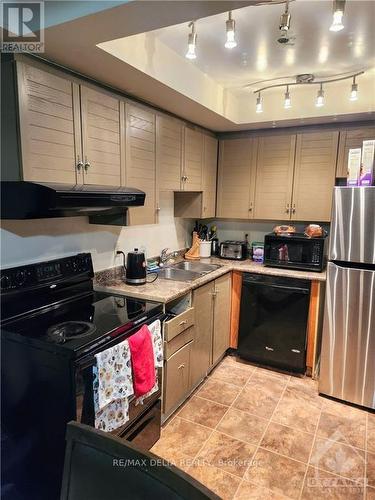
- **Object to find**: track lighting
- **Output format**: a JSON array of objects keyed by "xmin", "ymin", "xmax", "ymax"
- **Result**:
[
  {"xmin": 279, "ymin": 0, "xmax": 291, "ymax": 32},
  {"xmin": 256, "ymin": 93, "xmax": 263, "ymax": 113},
  {"xmin": 350, "ymin": 76, "xmax": 358, "ymax": 101},
  {"xmin": 284, "ymin": 86, "xmax": 292, "ymax": 109},
  {"xmin": 185, "ymin": 22, "xmax": 197, "ymax": 60},
  {"xmin": 225, "ymin": 11, "xmax": 237, "ymax": 49},
  {"xmin": 330, "ymin": 0, "xmax": 345, "ymax": 32},
  {"xmin": 315, "ymin": 84, "xmax": 325, "ymax": 107}
]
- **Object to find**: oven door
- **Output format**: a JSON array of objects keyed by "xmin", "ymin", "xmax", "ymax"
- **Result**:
[{"xmin": 264, "ymin": 236, "xmax": 325, "ymax": 271}]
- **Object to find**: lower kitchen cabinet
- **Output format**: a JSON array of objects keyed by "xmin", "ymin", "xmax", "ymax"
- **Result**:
[
  {"xmin": 212, "ymin": 273, "xmax": 232, "ymax": 365},
  {"xmin": 164, "ymin": 340, "xmax": 193, "ymax": 416}
]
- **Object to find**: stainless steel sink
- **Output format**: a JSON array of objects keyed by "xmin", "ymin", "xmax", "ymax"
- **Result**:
[
  {"xmin": 157, "ymin": 261, "xmax": 221, "ymax": 282},
  {"xmin": 171, "ymin": 261, "xmax": 221, "ymax": 273},
  {"xmin": 157, "ymin": 267, "xmax": 200, "ymax": 282}
]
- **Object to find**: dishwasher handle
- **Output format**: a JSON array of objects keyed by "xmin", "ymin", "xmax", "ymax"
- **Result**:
[{"xmin": 242, "ymin": 273, "xmax": 311, "ymax": 293}]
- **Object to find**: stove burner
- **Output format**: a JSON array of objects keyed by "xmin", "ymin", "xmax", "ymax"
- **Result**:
[{"xmin": 47, "ymin": 321, "xmax": 96, "ymax": 343}]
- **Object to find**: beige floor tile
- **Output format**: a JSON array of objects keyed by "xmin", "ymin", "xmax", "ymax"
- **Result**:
[
  {"xmin": 235, "ymin": 479, "xmax": 290, "ymax": 499},
  {"xmin": 178, "ymin": 396, "xmax": 228, "ymax": 428},
  {"xmin": 322, "ymin": 398, "xmax": 367, "ymax": 420},
  {"xmin": 301, "ymin": 466, "xmax": 365, "ymax": 499},
  {"xmin": 198, "ymin": 378, "xmax": 242, "ymax": 406},
  {"xmin": 272, "ymin": 390, "xmax": 321, "ymax": 434},
  {"xmin": 368, "ymin": 416, "xmax": 375, "ymax": 454},
  {"xmin": 254, "ymin": 366, "xmax": 291, "ymax": 383},
  {"xmin": 217, "ymin": 407, "xmax": 268, "ymax": 445},
  {"xmin": 196, "ymin": 430, "xmax": 256, "ymax": 478},
  {"xmin": 310, "ymin": 437, "xmax": 365, "ymax": 482},
  {"xmin": 210, "ymin": 362, "xmax": 253, "ymax": 387},
  {"xmin": 245, "ymin": 448, "xmax": 306, "ymax": 499},
  {"xmin": 188, "ymin": 463, "xmax": 241, "ymax": 499},
  {"xmin": 317, "ymin": 411, "xmax": 366, "ymax": 450},
  {"xmin": 220, "ymin": 355, "xmax": 257, "ymax": 374},
  {"xmin": 154, "ymin": 417, "xmax": 212, "ymax": 458},
  {"xmin": 367, "ymin": 486, "xmax": 375, "ymax": 499},
  {"xmin": 233, "ymin": 379, "xmax": 285, "ymax": 419},
  {"xmin": 286, "ymin": 377, "xmax": 324, "ymax": 410},
  {"xmin": 367, "ymin": 452, "xmax": 375, "ymax": 488},
  {"xmin": 150, "ymin": 443, "xmax": 192, "ymax": 473},
  {"xmin": 260, "ymin": 421, "xmax": 314, "ymax": 463}
]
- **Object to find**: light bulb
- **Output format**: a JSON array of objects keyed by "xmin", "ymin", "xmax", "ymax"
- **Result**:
[
  {"xmin": 225, "ymin": 13, "xmax": 237, "ymax": 49},
  {"xmin": 330, "ymin": 0, "xmax": 345, "ymax": 32},
  {"xmin": 185, "ymin": 23, "xmax": 197, "ymax": 60},
  {"xmin": 350, "ymin": 81, "xmax": 358, "ymax": 101},
  {"xmin": 284, "ymin": 87, "xmax": 292, "ymax": 109},
  {"xmin": 256, "ymin": 93, "xmax": 263, "ymax": 113},
  {"xmin": 315, "ymin": 85, "xmax": 325, "ymax": 107}
]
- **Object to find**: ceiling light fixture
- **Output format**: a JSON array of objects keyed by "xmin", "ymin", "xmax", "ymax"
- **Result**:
[
  {"xmin": 329, "ymin": 0, "xmax": 345, "ymax": 32},
  {"xmin": 315, "ymin": 84, "xmax": 325, "ymax": 107},
  {"xmin": 185, "ymin": 22, "xmax": 197, "ymax": 60},
  {"xmin": 350, "ymin": 76, "xmax": 358, "ymax": 101},
  {"xmin": 284, "ymin": 86, "xmax": 292, "ymax": 109},
  {"xmin": 256, "ymin": 92, "xmax": 263, "ymax": 113},
  {"xmin": 225, "ymin": 11, "xmax": 237, "ymax": 49}
]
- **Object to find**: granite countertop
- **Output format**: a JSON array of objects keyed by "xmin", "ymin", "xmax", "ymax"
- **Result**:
[{"xmin": 94, "ymin": 257, "xmax": 326, "ymax": 304}]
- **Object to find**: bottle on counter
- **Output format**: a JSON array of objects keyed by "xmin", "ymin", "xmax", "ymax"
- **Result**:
[{"xmin": 209, "ymin": 225, "xmax": 219, "ymax": 256}]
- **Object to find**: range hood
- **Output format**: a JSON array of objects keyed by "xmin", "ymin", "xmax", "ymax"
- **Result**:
[{"xmin": 0, "ymin": 181, "xmax": 145, "ymax": 220}]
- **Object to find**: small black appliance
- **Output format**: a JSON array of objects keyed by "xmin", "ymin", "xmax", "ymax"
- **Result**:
[{"xmin": 126, "ymin": 249, "xmax": 147, "ymax": 285}]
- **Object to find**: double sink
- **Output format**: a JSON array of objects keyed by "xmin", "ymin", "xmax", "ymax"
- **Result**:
[{"xmin": 157, "ymin": 261, "xmax": 221, "ymax": 282}]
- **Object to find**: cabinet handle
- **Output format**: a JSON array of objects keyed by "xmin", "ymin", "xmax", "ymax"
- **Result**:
[
  {"xmin": 178, "ymin": 363, "xmax": 185, "ymax": 370},
  {"xmin": 249, "ymin": 207, "xmax": 253, "ymax": 212},
  {"xmin": 76, "ymin": 156, "xmax": 83, "ymax": 172},
  {"xmin": 156, "ymin": 206, "xmax": 161, "ymax": 212},
  {"xmin": 179, "ymin": 320, "xmax": 187, "ymax": 326},
  {"xmin": 285, "ymin": 203, "xmax": 290, "ymax": 214},
  {"xmin": 84, "ymin": 157, "xmax": 90, "ymax": 172},
  {"xmin": 265, "ymin": 346, "xmax": 274, "ymax": 351},
  {"xmin": 292, "ymin": 204, "xmax": 296, "ymax": 214}
]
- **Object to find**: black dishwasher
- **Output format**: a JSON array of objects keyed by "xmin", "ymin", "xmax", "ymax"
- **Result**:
[{"xmin": 238, "ymin": 273, "xmax": 311, "ymax": 373}]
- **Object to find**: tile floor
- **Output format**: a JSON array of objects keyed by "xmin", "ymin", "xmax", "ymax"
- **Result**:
[{"xmin": 151, "ymin": 355, "xmax": 375, "ymax": 500}]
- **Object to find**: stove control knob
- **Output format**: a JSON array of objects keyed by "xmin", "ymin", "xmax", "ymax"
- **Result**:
[
  {"xmin": 0, "ymin": 274, "xmax": 11, "ymax": 290},
  {"xmin": 15, "ymin": 270, "xmax": 26, "ymax": 286}
]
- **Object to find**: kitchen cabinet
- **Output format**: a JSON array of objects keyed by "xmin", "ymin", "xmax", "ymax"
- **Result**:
[
  {"xmin": 125, "ymin": 103, "xmax": 158, "ymax": 225},
  {"xmin": 190, "ymin": 274, "xmax": 231, "ymax": 388},
  {"xmin": 164, "ymin": 340, "xmax": 193, "ymax": 416},
  {"xmin": 292, "ymin": 131, "xmax": 338, "ymax": 221},
  {"xmin": 254, "ymin": 134, "xmax": 296, "ymax": 220},
  {"xmin": 216, "ymin": 138, "xmax": 257, "ymax": 219},
  {"xmin": 336, "ymin": 126, "xmax": 375, "ymax": 178},
  {"xmin": 182, "ymin": 127, "xmax": 203, "ymax": 191},
  {"xmin": 156, "ymin": 115, "xmax": 183, "ymax": 191},
  {"xmin": 80, "ymin": 85, "xmax": 124, "ymax": 186},
  {"xmin": 201, "ymin": 135, "xmax": 218, "ymax": 218},
  {"xmin": 16, "ymin": 62, "xmax": 82, "ymax": 184}
]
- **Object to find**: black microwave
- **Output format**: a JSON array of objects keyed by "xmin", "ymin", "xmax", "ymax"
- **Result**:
[{"xmin": 264, "ymin": 233, "xmax": 327, "ymax": 272}]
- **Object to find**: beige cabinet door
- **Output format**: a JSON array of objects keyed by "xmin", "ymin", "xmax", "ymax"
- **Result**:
[
  {"xmin": 183, "ymin": 127, "xmax": 203, "ymax": 191},
  {"xmin": 17, "ymin": 62, "xmax": 82, "ymax": 184},
  {"xmin": 202, "ymin": 135, "xmax": 218, "ymax": 218},
  {"xmin": 125, "ymin": 103, "xmax": 157, "ymax": 225},
  {"xmin": 190, "ymin": 282, "xmax": 214, "ymax": 388},
  {"xmin": 80, "ymin": 85, "xmax": 123, "ymax": 187},
  {"xmin": 216, "ymin": 138, "xmax": 257, "ymax": 219},
  {"xmin": 212, "ymin": 273, "xmax": 231, "ymax": 365},
  {"xmin": 164, "ymin": 341, "xmax": 192, "ymax": 416},
  {"xmin": 336, "ymin": 127, "xmax": 375, "ymax": 178},
  {"xmin": 254, "ymin": 134, "xmax": 296, "ymax": 220},
  {"xmin": 292, "ymin": 131, "xmax": 339, "ymax": 222},
  {"xmin": 156, "ymin": 115, "xmax": 183, "ymax": 191}
]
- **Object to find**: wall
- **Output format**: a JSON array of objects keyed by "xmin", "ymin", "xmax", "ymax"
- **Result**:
[{"xmin": 0, "ymin": 192, "xmax": 193, "ymax": 271}]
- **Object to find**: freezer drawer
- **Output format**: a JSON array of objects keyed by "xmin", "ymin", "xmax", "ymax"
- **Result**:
[
  {"xmin": 329, "ymin": 187, "xmax": 375, "ymax": 265},
  {"xmin": 319, "ymin": 261, "xmax": 375, "ymax": 408},
  {"xmin": 238, "ymin": 274, "xmax": 310, "ymax": 373}
]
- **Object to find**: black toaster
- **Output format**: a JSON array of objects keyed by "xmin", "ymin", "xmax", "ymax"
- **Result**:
[{"xmin": 219, "ymin": 241, "xmax": 247, "ymax": 260}]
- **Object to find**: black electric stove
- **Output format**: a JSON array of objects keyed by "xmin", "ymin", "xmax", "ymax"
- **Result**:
[{"xmin": 1, "ymin": 253, "xmax": 163, "ymax": 500}]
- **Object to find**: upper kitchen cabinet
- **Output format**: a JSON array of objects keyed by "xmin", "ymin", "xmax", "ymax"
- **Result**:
[
  {"xmin": 217, "ymin": 138, "xmax": 257, "ymax": 219},
  {"xmin": 80, "ymin": 86, "xmax": 124, "ymax": 187},
  {"xmin": 125, "ymin": 103, "xmax": 157, "ymax": 225},
  {"xmin": 156, "ymin": 115, "xmax": 183, "ymax": 191},
  {"xmin": 254, "ymin": 134, "xmax": 296, "ymax": 220},
  {"xmin": 16, "ymin": 62, "xmax": 82, "ymax": 184},
  {"xmin": 336, "ymin": 126, "xmax": 375, "ymax": 178},
  {"xmin": 292, "ymin": 131, "xmax": 338, "ymax": 222},
  {"xmin": 201, "ymin": 135, "xmax": 218, "ymax": 218},
  {"xmin": 183, "ymin": 127, "xmax": 203, "ymax": 191}
]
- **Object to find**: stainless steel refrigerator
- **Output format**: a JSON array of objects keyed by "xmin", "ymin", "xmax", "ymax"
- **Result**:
[{"xmin": 319, "ymin": 187, "xmax": 375, "ymax": 409}]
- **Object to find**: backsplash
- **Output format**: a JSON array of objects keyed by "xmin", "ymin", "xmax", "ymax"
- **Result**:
[{"xmin": 0, "ymin": 192, "xmax": 194, "ymax": 271}]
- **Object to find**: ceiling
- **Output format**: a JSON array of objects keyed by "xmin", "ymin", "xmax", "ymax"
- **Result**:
[{"xmin": 36, "ymin": 0, "xmax": 375, "ymax": 131}]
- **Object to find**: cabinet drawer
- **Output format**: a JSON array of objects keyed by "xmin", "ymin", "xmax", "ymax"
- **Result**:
[
  {"xmin": 165, "ymin": 326, "xmax": 194, "ymax": 359},
  {"xmin": 164, "ymin": 341, "xmax": 192, "ymax": 415},
  {"xmin": 164, "ymin": 307, "xmax": 195, "ymax": 341}
]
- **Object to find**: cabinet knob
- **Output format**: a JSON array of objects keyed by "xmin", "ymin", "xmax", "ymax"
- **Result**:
[
  {"xmin": 179, "ymin": 320, "xmax": 187, "ymax": 326},
  {"xmin": 76, "ymin": 156, "xmax": 83, "ymax": 172},
  {"xmin": 292, "ymin": 204, "xmax": 296, "ymax": 214},
  {"xmin": 249, "ymin": 207, "xmax": 252, "ymax": 212},
  {"xmin": 178, "ymin": 363, "xmax": 185, "ymax": 370},
  {"xmin": 156, "ymin": 206, "xmax": 161, "ymax": 212},
  {"xmin": 84, "ymin": 157, "xmax": 91, "ymax": 172}
]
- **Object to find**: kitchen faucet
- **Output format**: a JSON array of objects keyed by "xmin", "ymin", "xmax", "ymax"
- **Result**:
[{"xmin": 159, "ymin": 248, "xmax": 179, "ymax": 266}]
